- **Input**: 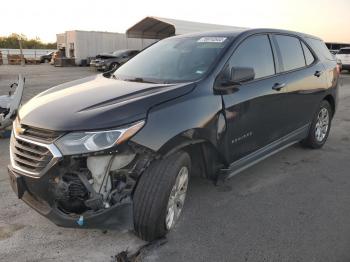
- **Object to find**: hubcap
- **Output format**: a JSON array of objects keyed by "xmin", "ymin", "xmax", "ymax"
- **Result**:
[
  {"xmin": 315, "ymin": 107, "xmax": 329, "ymax": 142},
  {"xmin": 165, "ymin": 166, "xmax": 189, "ymax": 230}
]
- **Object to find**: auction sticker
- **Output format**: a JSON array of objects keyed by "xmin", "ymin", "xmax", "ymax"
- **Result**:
[{"xmin": 197, "ymin": 37, "xmax": 227, "ymax": 43}]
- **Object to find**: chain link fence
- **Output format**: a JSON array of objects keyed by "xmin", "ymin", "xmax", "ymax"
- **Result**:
[{"xmin": 0, "ymin": 49, "xmax": 55, "ymax": 65}]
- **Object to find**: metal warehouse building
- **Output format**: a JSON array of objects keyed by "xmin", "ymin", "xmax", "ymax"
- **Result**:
[
  {"xmin": 57, "ymin": 17, "xmax": 350, "ymax": 65},
  {"xmin": 57, "ymin": 17, "xmax": 243, "ymax": 65},
  {"xmin": 126, "ymin": 16, "xmax": 243, "ymax": 39},
  {"xmin": 56, "ymin": 31, "xmax": 156, "ymax": 65}
]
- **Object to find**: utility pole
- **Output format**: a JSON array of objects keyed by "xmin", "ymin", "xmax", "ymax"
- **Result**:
[{"xmin": 18, "ymin": 37, "xmax": 25, "ymax": 66}]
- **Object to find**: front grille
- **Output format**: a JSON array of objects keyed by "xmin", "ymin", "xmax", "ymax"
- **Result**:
[
  {"xmin": 19, "ymin": 124, "xmax": 61, "ymax": 143},
  {"xmin": 11, "ymin": 137, "xmax": 53, "ymax": 174}
]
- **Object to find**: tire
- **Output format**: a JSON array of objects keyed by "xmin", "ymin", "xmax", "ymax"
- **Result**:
[
  {"xmin": 301, "ymin": 100, "xmax": 332, "ymax": 149},
  {"xmin": 133, "ymin": 151, "xmax": 191, "ymax": 241},
  {"xmin": 45, "ymin": 58, "xmax": 50, "ymax": 63}
]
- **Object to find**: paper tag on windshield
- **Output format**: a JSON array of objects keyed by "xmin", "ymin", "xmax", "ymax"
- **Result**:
[{"xmin": 197, "ymin": 37, "xmax": 227, "ymax": 43}]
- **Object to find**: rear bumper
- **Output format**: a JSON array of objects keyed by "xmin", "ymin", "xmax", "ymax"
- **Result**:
[{"xmin": 8, "ymin": 166, "xmax": 134, "ymax": 230}]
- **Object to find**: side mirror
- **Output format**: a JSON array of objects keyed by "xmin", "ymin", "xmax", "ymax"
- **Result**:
[
  {"xmin": 214, "ymin": 66, "xmax": 255, "ymax": 94},
  {"xmin": 229, "ymin": 67, "xmax": 255, "ymax": 85}
]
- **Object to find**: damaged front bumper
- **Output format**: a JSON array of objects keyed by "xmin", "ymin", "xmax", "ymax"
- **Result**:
[
  {"xmin": 8, "ymin": 166, "xmax": 134, "ymax": 229},
  {"xmin": 9, "ymin": 165, "xmax": 134, "ymax": 228},
  {"xmin": 8, "ymin": 124, "xmax": 154, "ymax": 229}
]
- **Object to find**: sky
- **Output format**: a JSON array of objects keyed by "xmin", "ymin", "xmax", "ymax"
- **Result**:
[{"xmin": 0, "ymin": 0, "xmax": 349, "ymax": 43}]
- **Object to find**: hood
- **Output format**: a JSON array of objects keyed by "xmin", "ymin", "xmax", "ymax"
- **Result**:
[
  {"xmin": 19, "ymin": 74, "xmax": 195, "ymax": 131},
  {"xmin": 96, "ymin": 54, "xmax": 118, "ymax": 59}
]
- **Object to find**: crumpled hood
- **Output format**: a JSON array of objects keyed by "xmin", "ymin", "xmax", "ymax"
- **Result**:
[
  {"xmin": 19, "ymin": 74, "xmax": 195, "ymax": 131},
  {"xmin": 95, "ymin": 54, "xmax": 118, "ymax": 59}
]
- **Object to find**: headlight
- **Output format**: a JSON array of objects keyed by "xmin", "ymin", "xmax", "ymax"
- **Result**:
[{"xmin": 55, "ymin": 120, "xmax": 145, "ymax": 155}]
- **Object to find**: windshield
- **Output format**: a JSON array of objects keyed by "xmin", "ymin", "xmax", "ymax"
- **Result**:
[{"xmin": 113, "ymin": 36, "xmax": 231, "ymax": 83}]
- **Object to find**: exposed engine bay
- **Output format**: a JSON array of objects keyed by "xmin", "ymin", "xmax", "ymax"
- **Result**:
[
  {"xmin": 49, "ymin": 145, "xmax": 154, "ymax": 217},
  {"xmin": 0, "ymin": 75, "xmax": 25, "ymax": 130}
]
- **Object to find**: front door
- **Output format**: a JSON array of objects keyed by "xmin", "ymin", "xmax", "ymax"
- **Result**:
[{"xmin": 217, "ymin": 34, "xmax": 290, "ymax": 163}]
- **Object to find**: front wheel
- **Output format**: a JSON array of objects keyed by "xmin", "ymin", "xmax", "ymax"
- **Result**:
[
  {"xmin": 133, "ymin": 151, "xmax": 191, "ymax": 241},
  {"xmin": 301, "ymin": 100, "xmax": 332, "ymax": 149}
]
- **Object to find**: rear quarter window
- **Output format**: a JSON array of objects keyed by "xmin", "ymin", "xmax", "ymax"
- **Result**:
[
  {"xmin": 301, "ymin": 42, "xmax": 315, "ymax": 65},
  {"xmin": 307, "ymin": 38, "xmax": 334, "ymax": 60},
  {"xmin": 274, "ymin": 35, "xmax": 306, "ymax": 71}
]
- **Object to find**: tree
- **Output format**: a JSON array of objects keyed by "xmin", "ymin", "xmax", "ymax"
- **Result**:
[{"xmin": 0, "ymin": 33, "xmax": 56, "ymax": 49}]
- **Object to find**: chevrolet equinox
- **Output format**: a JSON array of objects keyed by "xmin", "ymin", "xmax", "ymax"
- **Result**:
[{"xmin": 8, "ymin": 29, "xmax": 339, "ymax": 241}]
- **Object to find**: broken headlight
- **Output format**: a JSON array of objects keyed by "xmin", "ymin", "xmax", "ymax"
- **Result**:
[{"xmin": 55, "ymin": 120, "xmax": 145, "ymax": 155}]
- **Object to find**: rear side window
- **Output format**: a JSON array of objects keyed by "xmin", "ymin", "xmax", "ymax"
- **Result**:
[
  {"xmin": 275, "ymin": 35, "xmax": 305, "ymax": 71},
  {"xmin": 228, "ymin": 35, "xmax": 275, "ymax": 79},
  {"xmin": 307, "ymin": 38, "xmax": 333, "ymax": 60},
  {"xmin": 301, "ymin": 42, "xmax": 315, "ymax": 65},
  {"xmin": 338, "ymin": 49, "xmax": 350, "ymax": 54}
]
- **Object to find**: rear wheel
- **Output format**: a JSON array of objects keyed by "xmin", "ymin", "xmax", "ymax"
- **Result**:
[
  {"xmin": 133, "ymin": 151, "xmax": 191, "ymax": 241},
  {"xmin": 302, "ymin": 100, "xmax": 332, "ymax": 149}
]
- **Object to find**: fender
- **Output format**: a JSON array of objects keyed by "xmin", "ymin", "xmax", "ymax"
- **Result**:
[{"xmin": 130, "ymin": 82, "xmax": 226, "ymax": 159}]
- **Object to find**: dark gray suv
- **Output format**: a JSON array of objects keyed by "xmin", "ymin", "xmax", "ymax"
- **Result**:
[
  {"xmin": 8, "ymin": 28, "xmax": 339, "ymax": 241},
  {"xmin": 90, "ymin": 49, "xmax": 139, "ymax": 71}
]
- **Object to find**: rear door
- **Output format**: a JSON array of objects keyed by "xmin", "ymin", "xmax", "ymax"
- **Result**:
[
  {"xmin": 219, "ymin": 34, "xmax": 292, "ymax": 163},
  {"xmin": 271, "ymin": 34, "xmax": 327, "ymax": 131}
]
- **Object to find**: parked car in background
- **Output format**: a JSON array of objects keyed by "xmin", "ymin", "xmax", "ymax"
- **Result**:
[
  {"xmin": 336, "ymin": 47, "xmax": 350, "ymax": 71},
  {"xmin": 90, "ymin": 49, "xmax": 139, "ymax": 71},
  {"xmin": 8, "ymin": 29, "xmax": 339, "ymax": 241},
  {"xmin": 39, "ymin": 51, "xmax": 54, "ymax": 63},
  {"xmin": 330, "ymin": 50, "xmax": 339, "ymax": 55}
]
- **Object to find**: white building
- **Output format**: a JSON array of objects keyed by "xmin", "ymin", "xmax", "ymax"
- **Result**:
[
  {"xmin": 57, "ymin": 17, "xmax": 244, "ymax": 65},
  {"xmin": 56, "ymin": 30, "xmax": 156, "ymax": 65}
]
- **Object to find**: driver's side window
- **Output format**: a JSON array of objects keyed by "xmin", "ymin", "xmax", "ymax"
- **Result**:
[{"xmin": 225, "ymin": 34, "xmax": 275, "ymax": 81}]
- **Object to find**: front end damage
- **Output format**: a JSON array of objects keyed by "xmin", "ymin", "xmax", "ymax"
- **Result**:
[{"xmin": 8, "ymin": 120, "xmax": 155, "ymax": 229}]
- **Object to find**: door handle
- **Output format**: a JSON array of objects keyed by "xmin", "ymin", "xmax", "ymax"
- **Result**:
[
  {"xmin": 272, "ymin": 82, "xmax": 286, "ymax": 91},
  {"xmin": 314, "ymin": 71, "xmax": 322, "ymax": 77}
]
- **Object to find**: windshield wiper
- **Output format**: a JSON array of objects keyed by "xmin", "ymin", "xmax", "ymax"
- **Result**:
[{"xmin": 123, "ymin": 77, "xmax": 158, "ymax": 84}]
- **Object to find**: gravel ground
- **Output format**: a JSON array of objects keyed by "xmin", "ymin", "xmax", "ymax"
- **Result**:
[{"xmin": 0, "ymin": 64, "xmax": 350, "ymax": 262}]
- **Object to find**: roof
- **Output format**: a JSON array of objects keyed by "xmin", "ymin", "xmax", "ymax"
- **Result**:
[
  {"xmin": 166, "ymin": 28, "xmax": 321, "ymax": 42},
  {"xmin": 126, "ymin": 16, "xmax": 245, "ymax": 39}
]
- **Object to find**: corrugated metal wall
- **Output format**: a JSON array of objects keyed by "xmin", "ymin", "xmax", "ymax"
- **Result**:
[{"xmin": 62, "ymin": 31, "xmax": 156, "ymax": 64}]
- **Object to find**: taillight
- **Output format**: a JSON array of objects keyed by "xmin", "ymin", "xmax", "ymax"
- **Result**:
[{"xmin": 336, "ymin": 64, "xmax": 341, "ymax": 75}]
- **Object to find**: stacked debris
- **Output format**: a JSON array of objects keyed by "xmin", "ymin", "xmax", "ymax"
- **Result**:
[
  {"xmin": 0, "ymin": 75, "xmax": 25, "ymax": 131},
  {"xmin": 7, "ymin": 54, "xmax": 24, "ymax": 65}
]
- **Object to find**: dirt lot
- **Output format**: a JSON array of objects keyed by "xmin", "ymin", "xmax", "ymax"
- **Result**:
[{"xmin": 1, "ymin": 64, "xmax": 350, "ymax": 262}]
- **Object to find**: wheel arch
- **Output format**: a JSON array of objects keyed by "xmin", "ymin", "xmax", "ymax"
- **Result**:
[
  {"xmin": 323, "ymin": 94, "xmax": 335, "ymax": 117},
  {"xmin": 158, "ymin": 131, "xmax": 226, "ymax": 180}
]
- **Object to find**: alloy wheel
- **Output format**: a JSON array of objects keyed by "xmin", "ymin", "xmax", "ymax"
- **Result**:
[
  {"xmin": 315, "ymin": 107, "xmax": 329, "ymax": 142},
  {"xmin": 165, "ymin": 166, "xmax": 189, "ymax": 230}
]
